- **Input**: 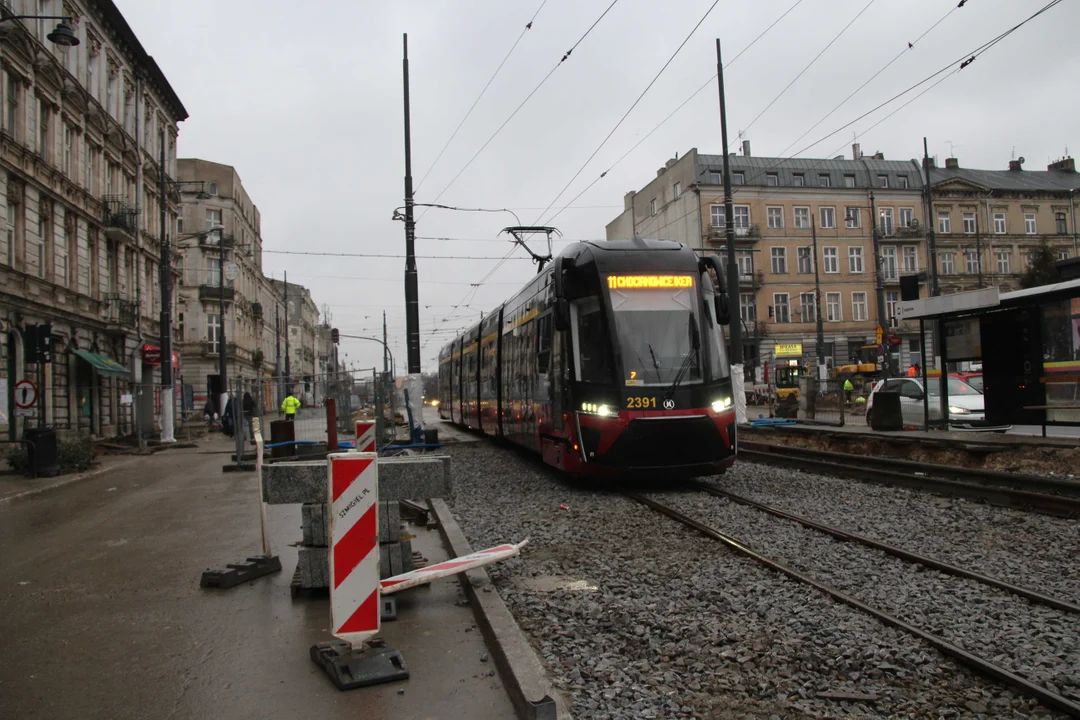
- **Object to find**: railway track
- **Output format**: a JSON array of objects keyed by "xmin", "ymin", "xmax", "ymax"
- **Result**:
[
  {"xmin": 623, "ymin": 489, "xmax": 1080, "ymax": 718},
  {"xmin": 738, "ymin": 440, "xmax": 1080, "ymax": 518}
]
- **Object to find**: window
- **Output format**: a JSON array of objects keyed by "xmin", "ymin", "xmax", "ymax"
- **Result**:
[
  {"xmin": 818, "ymin": 173, "xmax": 831, "ymax": 187},
  {"xmin": 826, "ymin": 292, "xmax": 842, "ymax": 322},
  {"xmin": 878, "ymin": 175, "xmax": 889, "ymax": 188},
  {"xmin": 852, "ymin": 292, "xmax": 867, "ymax": 321},
  {"xmin": 63, "ymin": 124, "xmax": 73, "ymax": 176},
  {"xmin": 177, "ymin": 216, "xmax": 183, "ymax": 234},
  {"xmin": 1056, "ymin": 212, "xmax": 1068, "ymax": 235},
  {"xmin": 845, "ymin": 207, "xmax": 860, "ymax": 229},
  {"xmin": 881, "ymin": 246, "xmax": 897, "ymax": 280},
  {"xmin": 792, "ymin": 174, "xmax": 805, "ymax": 187},
  {"xmin": 740, "ymin": 293, "xmax": 756, "ymax": 323},
  {"xmin": 767, "ymin": 207, "xmax": 783, "ymax": 229},
  {"xmin": 938, "ymin": 212, "xmax": 951, "ymax": 234},
  {"xmin": 899, "ymin": 207, "xmax": 914, "ymax": 228},
  {"xmin": 707, "ymin": 172, "xmax": 721, "ymax": 185},
  {"xmin": 650, "ymin": 198, "xmax": 657, "ymax": 216},
  {"xmin": 823, "ymin": 246, "xmax": 839, "ymax": 273},
  {"xmin": 819, "ymin": 207, "xmax": 836, "ymax": 229},
  {"xmin": 733, "ymin": 172, "xmax": 744, "ymax": 185},
  {"xmin": 1024, "ymin": 213, "xmax": 1037, "ymax": 234},
  {"xmin": 902, "ymin": 246, "xmax": 918, "ymax": 273},
  {"xmin": 710, "ymin": 204, "xmax": 725, "ymax": 228},
  {"xmin": 86, "ymin": 49, "xmax": 95, "ymax": 99},
  {"xmin": 85, "ymin": 144, "xmax": 96, "ymax": 192},
  {"xmin": 766, "ymin": 173, "xmax": 778, "ymax": 186},
  {"xmin": 799, "ymin": 292, "xmax": 817, "ymax": 322},
  {"xmin": 37, "ymin": 98, "xmax": 49, "ymax": 160},
  {"xmin": 208, "ymin": 314, "xmax": 221, "ymax": 353},
  {"xmin": 1058, "ymin": 249, "xmax": 1070, "ymax": 261},
  {"xmin": 733, "ymin": 205, "xmax": 749, "ymax": 229},
  {"xmin": 886, "ymin": 291, "xmax": 900, "ymax": 328},
  {"xmin": 996, "ymin": 250, "xmax": 1010, "ymax": 274},
  {"xmin": 205, "ymin": 208, "xmax": 223, "ymax": 242},
  {"xmin": 56, "ymin": 222, "xmax": 68, "ymax": 287},
  {"xmin": 897, "ymin": 176, "xmax": 910, "ymax": 189},
  {"xmin": 939, "ymin": 252, "xmax": 955, "ymax": 275},
  {"xmin": 963, "ymin": 211, "xmax": 976, "ymax": 234},
  {"xmin": 4, "ymin": 202, "xmax": 14, "ymax": 266},
  {"xmin": 736, "ymin": 250, "xmax": 753, "ymax": 278},
  {"xmin": 4, "ymin": 72, "xmax": 17, "ymax": 137},
  {"xmin": 672, "ymin": 182, "xmax": 680, "ymax": 199},
  {"xmin": 848, "ymin": 246, "xmax": 864, "ymax": 273},
  {"xmin": 844, "ymin": 175, "xmax": 856, "ymax": 188},
  {"xmin": 794, "ymin": 206, "xmax": 810, "ymax": 229},
  {"xmin": 107, "ymin": 69, "xmax": 117, "ymax": 117},
  {"xmin": 797, "ymin": 246, "xmax": 813, "ymax": 274},
  {"xmin": 965, "ymin": 250, "xmax": 979, "ymax": 275},
  {"xmin": 37, "ymin": 207, "xmax": 48, "ymax": 279},
  {"xmin": 773, "ymin": 293, "xmax": 790, "ymax": 323},
  {"xmin": 879, "ymin": 207, "xmax": 894, "ymax": 236},
  {"xmin": 208, "ymin": 182, "xmax": 218, "ymax": 196},
  {"xmin": 207, "ymin": 256, "xmax": 221, "ymax": 287},
  {"xmin": 993, "ymin": 212, "xmax": 1006, "ymax": 234},
  {"xmin": 770, "ymin": 247, "xmax": 787, "ymax": 274}
]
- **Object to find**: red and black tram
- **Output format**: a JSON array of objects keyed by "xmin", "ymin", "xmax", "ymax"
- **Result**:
[{"xmin": 438, "ymin": 238, "xmax": 737, "ymax": 477}]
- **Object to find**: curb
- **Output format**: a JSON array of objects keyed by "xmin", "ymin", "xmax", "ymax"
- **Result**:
[
  {"xmin": 0, "ymin": 457, "xmax": 140, "ymax": 504},
  {"xmin": 430, "ymin": 498, "xmax": 571, "ymax": 720}
]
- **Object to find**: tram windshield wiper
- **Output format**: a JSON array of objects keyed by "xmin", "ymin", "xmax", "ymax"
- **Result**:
[
  {"xmin": 648, "ymin": 344, "xmax": 663, "ymax": 383},
  {"xmin": 663, "ymin": 314, "xmax": 700, "ymax": 402}
]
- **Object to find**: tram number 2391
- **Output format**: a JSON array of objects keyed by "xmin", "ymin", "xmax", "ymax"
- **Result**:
[{"xmin": 626, "ymin": 396, "xmax": 658, "ymax": 409}]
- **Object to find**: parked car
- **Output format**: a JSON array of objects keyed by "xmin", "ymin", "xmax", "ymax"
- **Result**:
[
  {"xmin": 956, "ymin": 372, "xmax": 983, "ymax": 392},
  {"xmin": 865, "ymin": 374, "xmax": 996, "ymax": 429}
]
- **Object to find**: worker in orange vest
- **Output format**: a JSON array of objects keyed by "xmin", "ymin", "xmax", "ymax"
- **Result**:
[{"xmin": 907, "ymin": 362, "xmax": 920, "ymax": 377}]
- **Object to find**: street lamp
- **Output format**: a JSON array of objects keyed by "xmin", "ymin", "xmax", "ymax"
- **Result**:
[
  {"xmin": 0, "ymin": 15, "xmax": 79, "ymax": 46},
  {"xmin": 844, "ymin": 192, "xmax": 890, "ymax": 377}
]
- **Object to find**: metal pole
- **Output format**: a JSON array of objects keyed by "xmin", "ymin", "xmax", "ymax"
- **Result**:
[
  {"xmin": 403, "ymin": 34, "xmax": 420, "ymax": 374},
  {"xmin": 922, "ymin": 137, "xmax": 939, "ymax": 297},
  {"xmin": 219, "ymin": 238, "xmax": 227, "ymax": 417},
  {"xmin": 716, "ymin": 38, "xmax": 742, "ymax": 366},
  {"xmin": 1070, "ymin": 189, "xmax": 1077, "ymax": 255},
  {"xmin": 812, "ymin": 216, "xmax": 824, "ymax": 369},
  {"xmin": 158, "ymin": 128, "xmax": 175, "ymax": 442},
  {"xmin": 283, "ymin": 271, "xmax": 290, "ymax": 386},
  {"xmin": 975, "ymin": 212, "xmax": 983, "ymax": 289},
  {"xmin": 869, "ymin": 192, "xmax": 888, "ymax": 378},
  {"xmin": 274, "ymin": 301, "xmax": 281, "ymax": 405}
]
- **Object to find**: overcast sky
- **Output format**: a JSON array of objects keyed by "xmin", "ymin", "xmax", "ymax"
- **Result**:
[{"xmin": 116, "ymin": 0, "xmax": 1078, "ymax": 373}]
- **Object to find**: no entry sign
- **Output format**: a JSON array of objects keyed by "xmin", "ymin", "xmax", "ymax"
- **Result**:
[
  {"xmin": 328, "ymin": 452, "xmax": 380, "ymax": 647},
  {"xmin": 14, "ymin": 380, "xmax": 37, "ymax": 409}
]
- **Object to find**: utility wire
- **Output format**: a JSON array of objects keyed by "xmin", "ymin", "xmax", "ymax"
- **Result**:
[
  {"xmin": 264, "ymin": 250, "xmax": 535, "ymax": 260},
  {"xmin": 415, "ymin": 0, "xmax": 548, "ymax": 192},
  {"xmin": 420, "ymin": 0, "xmax": 623, "ymax": 217},
  {"xmin": 534, "ymin": 0, "xmax": 724, "ymax": 225}
]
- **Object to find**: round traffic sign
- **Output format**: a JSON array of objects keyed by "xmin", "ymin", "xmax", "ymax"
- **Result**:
[
  {"xmin": 14, "ymin": 379, "xmax": 37, "ymax": 409},
  {"xmin": 225, "ymin": 262, "xmax": 239, "ymax": 281}
]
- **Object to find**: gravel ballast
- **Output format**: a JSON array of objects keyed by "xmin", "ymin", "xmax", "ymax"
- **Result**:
[{"xmin": 443, "ymin": 441, "xmax": 1070, "ymax": 719}]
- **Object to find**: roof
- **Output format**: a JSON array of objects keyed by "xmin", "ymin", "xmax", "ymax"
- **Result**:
[
  {"xmin": 694, "ymin": 153, "xmax": 924, "ymax": 190},
  {"xmin": 930, "ymin": 167, "xmax": 1078, "ymax": 193},
  {"xmin": 999, "ymin": 277, "xmax": 1080, "ymax": 302}
]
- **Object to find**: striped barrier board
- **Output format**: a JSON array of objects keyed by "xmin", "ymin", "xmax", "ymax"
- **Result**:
[
  {"xmin": 355, "ymin": 421, "xmax": 376, "ymax": 453},
  {"xmin": 380, "ymin": 540, "xmax": 528, "ymax": 595},
  {"xmin": 328, "ymin": 452, "xmax": 380, "ymax": 647}
]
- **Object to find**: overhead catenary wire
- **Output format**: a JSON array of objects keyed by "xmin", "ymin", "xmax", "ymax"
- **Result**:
[
  {"xmin": 415, "ymin": 0, "xmax": 549, "ymax": 192},
  {"xmin": 263, "ymin": 250, "xmax": 536, "ymax": 260}
]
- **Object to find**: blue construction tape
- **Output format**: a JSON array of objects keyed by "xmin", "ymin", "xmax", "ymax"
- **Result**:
[
  {"xmin": 749, "ymin": 418, "xmax": 796, "ymax": 427},
  {"xmin": 263, "ymin": 439, "xmax": 322, "ymax": 449}
]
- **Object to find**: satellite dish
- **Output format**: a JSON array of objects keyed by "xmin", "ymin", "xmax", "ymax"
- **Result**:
[
  {"xmin": 911, "ymin": 218, "xmax": 919, "ymax": 228},
  {"xmin": 1018, "ymin": 156, "xmax": 1026, "ymax": 164}
]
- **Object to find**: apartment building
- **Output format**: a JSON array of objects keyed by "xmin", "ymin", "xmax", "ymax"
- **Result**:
[
  {"xmin": 929, "ymin": 156, "xmax": 1077, "ymax": 292},
  {"xmin": 174, "ymin": 158, "xmax": 266, "ymax": 412},
  {"xmin": 607, "ymin": 145, "xmax": 931, "ymax": 377},
  {"xmin": 0, "ymin": 1, "xmax": 185, "ymax": 439},
  {"xmin": 269, "ymin": 278, "xmax": 319, "ymax": 404}
]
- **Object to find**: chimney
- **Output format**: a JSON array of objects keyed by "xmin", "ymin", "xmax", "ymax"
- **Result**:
[
  {"xmin": 1048, "ymin": 157, "xmax": 1076, "ymax": 173},
  {"xmin": 665, "ymin": 157, "xmax": 678, "ymax": 170},
  {"xmin": 624, "ymin": 190, "xmax": 636, "ymax": 212},
  {"xmin": 1008, "ymin": 159, "xmax": 1023, "ymax": 171},
  {"xmin": 852, "ymin": 142, "xmax": 862, "ymax": 160},
  {"xmin": 922, "ymin": 156, "xmax": 936, "ymax": 169},
  {"xmin": 656, "ymin": 166, "xmax": 667, "ymax": 178},
  {"xmin": 945, "ymin": 157, "xmax": 959, "ymax": 169},
  {"xmin": 871, "ymin": 151, "xmax": 885, "ymax": 160},
  {"xmin": 742, "ymin": 140, "xmax": 751, "ymax": 157}
]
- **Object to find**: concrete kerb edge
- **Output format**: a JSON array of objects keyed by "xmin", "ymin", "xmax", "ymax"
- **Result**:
[
  {"xmin": 430, "ymin": 498, "xmax": 571, "ymax": 720},
  {"xmin": 0, "ymin": 457, "xmax": 142, "ymax": 504}
]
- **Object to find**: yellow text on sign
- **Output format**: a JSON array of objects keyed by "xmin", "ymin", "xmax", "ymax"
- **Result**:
[{"xmin": 607, "ymin": 275, "xmax": 694, "ymax": 290}]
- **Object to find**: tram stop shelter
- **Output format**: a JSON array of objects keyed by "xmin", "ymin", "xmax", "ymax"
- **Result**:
[{"xmin": 897, "ymin": 270, "xmax": 1080, "ymax": 436}]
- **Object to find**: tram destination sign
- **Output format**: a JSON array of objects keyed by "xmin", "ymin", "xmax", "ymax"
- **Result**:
[{"xmin": 607, "ymin": 274, "xmax": 694, "ymax": 290}]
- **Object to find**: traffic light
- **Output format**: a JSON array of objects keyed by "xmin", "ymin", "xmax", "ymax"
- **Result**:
[{"xmin": 331, "ymin": 328, "xmax": 339, "ymax": 344}]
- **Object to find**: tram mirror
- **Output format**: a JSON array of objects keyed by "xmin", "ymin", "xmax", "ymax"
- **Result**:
[
  {"xmin": 554, "ymin": 298, "xmax": 570, "ymax": 331},
  {"xmin": 714, "ymin": 293, "xmax": 730, "ymax": 326}
]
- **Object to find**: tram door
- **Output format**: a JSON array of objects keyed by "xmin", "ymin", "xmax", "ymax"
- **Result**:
[{"xmin": 551, "ymin": 327, "xmax": 564, "ymax": 432}]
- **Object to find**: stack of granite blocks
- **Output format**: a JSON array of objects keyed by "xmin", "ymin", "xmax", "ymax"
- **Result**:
[{"xmin": 262, "ymin": 456, "xmax": 452, "ymax": 591}]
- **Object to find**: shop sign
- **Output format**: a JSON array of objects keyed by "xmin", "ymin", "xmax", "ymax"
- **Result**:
[
  {"xmin": 774, "ymin": 342, "xmax": 803, "ymax": 357},
  {"xmin": 142, "ymin": 344, "xmax": 180, "ymax": 368}
]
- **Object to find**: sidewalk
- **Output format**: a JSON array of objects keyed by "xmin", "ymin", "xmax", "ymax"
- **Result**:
[{"xmin": 0, "ymin": 454, "xmax": 140, "ymax": 504}]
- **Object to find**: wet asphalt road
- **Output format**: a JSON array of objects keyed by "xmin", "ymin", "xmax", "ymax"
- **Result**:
[{"xmin": 0, "ymin": 439, "xmax": 513, "ymax": 720}]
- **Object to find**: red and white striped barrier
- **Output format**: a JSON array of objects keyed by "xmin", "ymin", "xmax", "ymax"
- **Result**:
[
  {"xmin": 355, "ymin": 421, "xmax": 376, "ymax": 453},
  {"xmin": 328, "ymin": 452, "xmax": 380, "ymax": 647},
  {"xmin": 380, "ymin": 540, "xmax": 528, "ymax": 594}
]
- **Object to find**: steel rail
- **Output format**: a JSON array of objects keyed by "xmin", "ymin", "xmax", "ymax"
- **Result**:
[
  {"xmin": 691, "ymin": 481, "xmax": 1080, "ymax": 615},
  {"xmin": 737, "ymin": 446, "xmax": 1080, "ymax": 518},
  {"xmin": 623, "ymin": 491, "xmax": 1080, "ymax": 719}
]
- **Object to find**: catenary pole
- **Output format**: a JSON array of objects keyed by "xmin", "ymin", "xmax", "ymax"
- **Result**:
[{"xmin": 403, "ymin": 34, "xmax": 420, "ymax": 373}]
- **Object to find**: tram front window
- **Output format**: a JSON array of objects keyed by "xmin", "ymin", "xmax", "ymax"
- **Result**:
[
  {"xmin": 572, "ymin": 296, "xmax": 615, "ymax": 384},
  {"xmin": 608, "ymin": 278, "xmax": 701, "ymax": 386}
]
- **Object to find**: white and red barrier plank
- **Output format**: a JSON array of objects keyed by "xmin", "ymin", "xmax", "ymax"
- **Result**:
[
  {"xmin": 355, "ymin": 421, "xmax": 376, "ymax": 453},
  {"xmin": 380, "ymin": 540, "xmax": 528, "ymax": 594}
]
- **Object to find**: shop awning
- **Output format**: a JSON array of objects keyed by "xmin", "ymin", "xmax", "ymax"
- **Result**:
[{"xmin": 73, "ymin": 349, "xmax": 132, "ymax": 378}]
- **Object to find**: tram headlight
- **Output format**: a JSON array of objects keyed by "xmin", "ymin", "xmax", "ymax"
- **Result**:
[
  {"xmin": 711, "ymin": 397, "xmax": 733, "ymax": 413},
  {"xmin": 580, "ymin": 402, "xmax": 614, "ymax": 417}
]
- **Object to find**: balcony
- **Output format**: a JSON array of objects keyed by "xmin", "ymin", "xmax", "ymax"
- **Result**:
[
  {"xmin": 735, "ymin": 224, "xmax": 761, "ymax": 239},
  {"xmin": 198, "ymin": 284, "xmax": 235, "ymax": 302},
  {"xmin": 895, "ymin": 224, "xmax": 924, "ymax": 238},
  {"xmin": 104, "ymin": 292, "xmax": 138, "ymax": 331},
  {"xmin": 251, "ymin": 302, "xmax": 263, "ymax": 319},
  {"xmin": 102, "ymin": 197, "xmax": 138, "ymax": 243},
  {"xmin": 202, "ymin": 342, "xmax": 238, "ymax": 358}
]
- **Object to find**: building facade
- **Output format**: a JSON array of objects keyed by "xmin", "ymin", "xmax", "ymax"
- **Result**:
[
  {"xmin": 929, "ymin": 156, "xmax": 1077, "ymax": 293},
  {"xmin": 269, "ymin": 278, "xmax": 319, "ymax": 404},
  {"xmin": 0, "ymin": 1, "xmax": 185, "ymax": 440},
  {"xmin": 607, "ymin": 145, "xmax": 932, "ymax": 378},
  {"xmin": 175, "ymin": 158, "xmax": 265, "ymax": 412}
]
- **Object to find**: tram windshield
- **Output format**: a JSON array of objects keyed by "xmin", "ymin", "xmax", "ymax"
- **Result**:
[{"xmin": 606, "ymin": 275, "xmax": 702, "ymax": 387}]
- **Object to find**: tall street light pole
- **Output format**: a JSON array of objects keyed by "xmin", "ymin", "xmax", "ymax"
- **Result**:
[
  {"xmin": 402, "ymin": 34, "xmax": 420, "ymax": 375},
  {"xmin": 158, "ymin": 130, "xmax": 174, "ymax": 442},
  {"xmin": 715, "ymin": 38, "xmax": 742, "ymax": 373},
  {"xmin": 869, "ymin": 192, "xmax": 890, "ymax": 379},
  {"xmin": 811, "ymin": 216, "xmax": 825, "ymax": 370},
  {"xmin": 219, "ymin": 234, "xmax": 228, "ymax": 416}
]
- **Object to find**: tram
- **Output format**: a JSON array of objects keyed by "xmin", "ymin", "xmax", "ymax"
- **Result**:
[{"xmin": 438, "ymin": 237, "xmax": 737, "ymax": 477}]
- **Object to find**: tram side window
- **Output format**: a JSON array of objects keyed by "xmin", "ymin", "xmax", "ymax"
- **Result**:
[
  {"xmin": 537, "ymin": 314, "xmax": 552, "ymax": 375},
  {"xmin": 574, "ymin": 297, "xmax": 614, "ymax": 384}
]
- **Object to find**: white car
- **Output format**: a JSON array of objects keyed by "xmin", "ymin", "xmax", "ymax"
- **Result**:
[{"xmin": 865, "ymin": 375, "xmax": 993, "ymax": 429}]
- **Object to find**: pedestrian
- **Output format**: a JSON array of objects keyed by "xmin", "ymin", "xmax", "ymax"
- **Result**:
[
  {"xmin": 281, "ymin": 390, "xmax": 301, "ymax": 421},
  {"xmin": 907, "ymin": 362, "xmax": 921, "ymax": 377},
  {"xmin": 222, "ymin": 393, "xmax": 235, "ymax": 438},
  {"xmin": 202, "ymin": 399, "xmax": 215, "ymax": 430},
  {"xmin": 843, "ymin": 377, "xmax": 854, "ymax": 403},
  {"xmin": 242, "ymin": 391, "xmax": 256, "ymax": 441}
]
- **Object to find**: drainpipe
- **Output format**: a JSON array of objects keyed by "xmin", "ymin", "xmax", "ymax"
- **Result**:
[{"xmin": 133, "ymin": 73, "xmax": 145, "ymax": 450}]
